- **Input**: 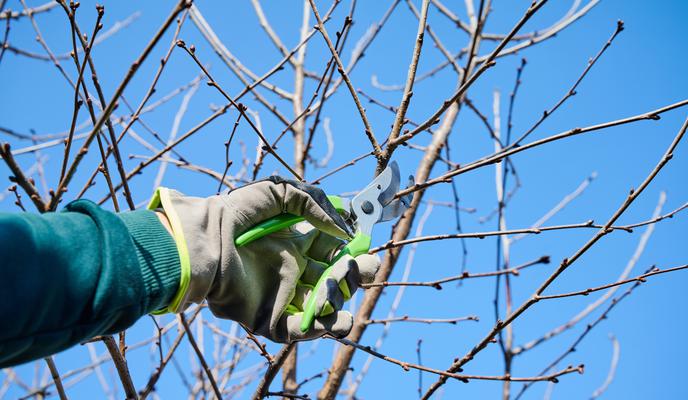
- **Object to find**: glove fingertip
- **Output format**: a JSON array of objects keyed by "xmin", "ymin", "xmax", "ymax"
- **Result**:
[
  {"xmin": 278, "ymin": 178, "xmax": 354, "ymax": 239},
  {"xmin": 315, "ymin": 311, "xmax": 354, "ymax": 339},
  {"xmin": 354, "ymin": 253, "xmax": 382, "ymax": 284}
]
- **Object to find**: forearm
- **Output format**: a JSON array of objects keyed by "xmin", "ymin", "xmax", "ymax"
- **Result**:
[{"xmin": 0, "ymin": 200, "xmax": 180, "ymax": 367}]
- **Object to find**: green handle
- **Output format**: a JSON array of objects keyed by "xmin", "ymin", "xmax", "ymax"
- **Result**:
[
  {"xmin": 233, "ymin": 194, "xmax": 368, "ymax": 334},
  {"xmin": 235, "ymin": 195, "xmax": 346, "ymax": 247},
  {"xmin": 299, "ymin": 232, "xmax": 371, "ymax": 333},
  {"xmin": 235, "ymin": 213, "xmax": 304, "ymax": 247}
]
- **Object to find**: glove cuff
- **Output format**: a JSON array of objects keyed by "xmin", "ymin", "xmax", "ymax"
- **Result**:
[{"xmin": 147, "ymin": 187, "xmax": 193, "ymax": 314}]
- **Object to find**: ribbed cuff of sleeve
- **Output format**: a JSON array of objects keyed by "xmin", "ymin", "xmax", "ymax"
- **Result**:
[{"xmin": 117, "ymin": 210, "xmax": 181, "ymax": 314}]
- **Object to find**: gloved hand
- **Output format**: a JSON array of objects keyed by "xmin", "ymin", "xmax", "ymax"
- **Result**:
[{"xmin": 149, "ymin": 177, "xmax": 380, "ymax": 343}]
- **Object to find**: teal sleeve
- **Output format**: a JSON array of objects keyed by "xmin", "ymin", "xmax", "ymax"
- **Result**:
[{"xmin": 0, "ymin": 200, "xmax": 180, "ymax": 368}]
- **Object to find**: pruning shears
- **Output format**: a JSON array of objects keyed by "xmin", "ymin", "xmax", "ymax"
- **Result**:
[{"xmin": 234, "ymin": 161, "xmax": 413, "ymax": 333}]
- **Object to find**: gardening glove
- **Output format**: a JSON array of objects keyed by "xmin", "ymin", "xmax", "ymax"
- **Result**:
[{"xmin": 148, "ymin": 177, "xmax": 380, "ymax": 343}]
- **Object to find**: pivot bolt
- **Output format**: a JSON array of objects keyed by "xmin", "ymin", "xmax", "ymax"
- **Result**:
[{"xmin": 361, "ymin": 200, "xmax": 374, "ymax": 214}]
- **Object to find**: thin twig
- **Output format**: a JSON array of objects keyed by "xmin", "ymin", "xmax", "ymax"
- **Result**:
[
  {"xmin": 179, "ymin": 314, "xmax": 222, "ymax": 399},
  {"xmin": 371, "ymin": 221, "xmax": 595, "ymax": 253},
  {"xmin": 8, "ymin": 185, "xmax": 26, "ymax": 211},
  {"xmin": 365, "ymin": 256, "xmax": 549, "ymax": 289},
  {"xmin": 590, "ymin": 335, "xmax": 620, "ymax": 399},
  {"xmin": 101, "ymin": 336, "xmax": 137, "ymax": 399},
  {"xmin": 514, "ymin": 266, "xmax": 648, "ymax": 400},
  {"xmin": 332, "ymin": 337, "xmax": 583, "ymax": 383},
  {"xmin": 177, "ymin": 41, "xmax": 303, "ymax": 180},
  {"xmin": 307, "ymin": 0, "xmax": 381, "ymax": 156},
  {"xmin": 251, "ymin": 343, "xmax": 295, "ymax": 400},
  {"xmin": 422, "ymin": 114, "xmax": 688, "ymax": 398},
  {"xmin": 510, "ymin": 20, "xmax": 625, "ymax": 148},
  {"xmin": 49, "ymin": 0, "xmax": 191, "ymax": 210},
  {"xmin": 217, "ymin": 110, "xmax": 244, "ymax": 193},
  {"xmin": 242, "ymin": 326, "xmax": 274, "ymax": 364},
  {"xmin": 310, "ymin": 148, "xmax": 376, "ymax": 185},
  {"xmin": 0, "ymin": 8, "xmax": 10, "ymax": 64},
  {"xmin": 365, "ymin": 315, "xmax": 478, "ymax": 325},
  {"xmin": 396, "ymin": 98, "xmax": 688, "ymax": 198},
  {"xmin": 512, "ymin": 191, "xmax": 667, "ymax": 356},
  {"xmin": 1, "ymin": 1, "xmax": 56, "ymax": 19},
  {"xmin": 382, "ymin": 0, "xmax": 430, "ymax": 161},
  {"xmin": 537, "ymin": 264, "xmax": 688, "ymax": 300},
  {"xmin": 0, "ymin": 143, "xmax": 46, "ymax": 211},
  {"xmin": 44, "ymin": 357, "xmax": 68, "ymax": 400}
]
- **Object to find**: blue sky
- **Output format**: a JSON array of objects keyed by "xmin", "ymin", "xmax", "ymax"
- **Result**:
[{"xmin": 1, "ymin": 0, "xmax": 687, "ymax": 399}]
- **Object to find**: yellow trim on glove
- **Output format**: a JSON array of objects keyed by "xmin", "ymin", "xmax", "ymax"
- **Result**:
[{"xmin": 148, "ymin": 187, "xmax": 191, "ymax": 315}]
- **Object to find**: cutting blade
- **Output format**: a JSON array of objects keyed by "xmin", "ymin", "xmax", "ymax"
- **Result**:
[
  {"xmin": 379, "ymin": 175, "xmax": 414, "ymax": 222},
  {"xmin": 377, "ymin": 161, "xmax": 401, "ymax": 207}
]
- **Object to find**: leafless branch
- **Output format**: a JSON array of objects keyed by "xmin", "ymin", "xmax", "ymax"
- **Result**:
[
  {"xmin": 0, "ymin": 143, "xmax": 46, "ymax": 211},
  {"xmin": 7, "ymin": 185, "xmax": 26, "ymax": 211},
  {"xmin": 101, "ymin": 336, "xmax": 137, "ymax": 400},
  {"xmin": 308, "ymin": 0, "xmax": 381, "ymax": 157},
  {"xmin": 1, "ymin": 1, "xmax": 57, "ymax": 20},
  {"xmin": 512, "ymin": 191, "xmax": 667, "ymax": 356},
  {"xmin": 393, "ymin": 0, "xmax": 548, "ymax": 145},
  {"xmin": 510, "ymin": 20, "xmax": 625, "ymax": 148},
  {"xmin": 382, "ymin": 0, "xmax": 430, "ymax": 161},
  {"xmin": 422, "ymin": 114, "xmax": 688, "ymax": 398},
  {"xmin": 251, "ymin": 343, "xmax": 295, "ymax": 400},
  {"xmin": 49, "ymin": 0, "xmax": 191, "ymax": 210},
  {"xmin": 332, "ymin": 337, "xmax": 583, "ymax": 383},
  {"xmin": 44, "ymin": 357, "xmax": 68, "ymax": 400},
  {"xmin": 514, "ymin": 266, "xmax": 648, "ymax": 400},
  {"xmin": 176, "ymin": 40, "xmax": 303, "ymax": 180},
  {"xmin": 365, "ymin": 315, "xmax": 478, "ymax": 325},
  {"xmin": 396, "ymin": 98, "xmax": 688, "ymax": 198},
  {"xmin": 537, "ymin": 264, "xmax": 688, "ymax": 301},
  {"xmin": 590, "ymin": 335, "xmax": 620, "ymax": 400},
  {"xmin": 179, "ymin": 313, "xmax": 222, "ymax": 399},
  {"xmin": 364, "ymin": 256, "xmax": 550, "ymax": 289}
]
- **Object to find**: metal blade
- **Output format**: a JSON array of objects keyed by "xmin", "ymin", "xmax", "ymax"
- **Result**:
[
  {"xmin": 349, "ymin": 163, "xmax": 395, "ymax": 233},
  {"xmin": 402, "ymin": 175, "xmax": 414, "ymax": 208},
  {"xmin": 379, "ymin": 174, "xmax": 414, "ymax": 221},
  {"xmin": 377, "ymin": 161, "xmax": 400, "ymax": 207},
  {"xmin": 379, "ymin": 198, "xmax": 406, "ymax": 222}
]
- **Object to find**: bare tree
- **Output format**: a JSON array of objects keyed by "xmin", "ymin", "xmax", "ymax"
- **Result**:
[{"xmin": 1, "ymin": 1, "xmax": 686, "ymax": 399}]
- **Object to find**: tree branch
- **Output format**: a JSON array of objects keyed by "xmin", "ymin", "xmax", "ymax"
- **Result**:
[{"xmin": 307, "ymin": 0, "xmax": 381, "ymax": 156}]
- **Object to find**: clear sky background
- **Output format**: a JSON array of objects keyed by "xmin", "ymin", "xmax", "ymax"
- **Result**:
[{"xmin": 1, "ymin": 0, "xmax": 687, "ymax": 399}]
